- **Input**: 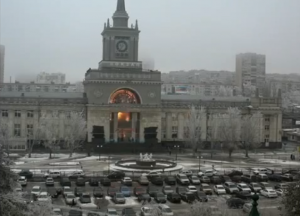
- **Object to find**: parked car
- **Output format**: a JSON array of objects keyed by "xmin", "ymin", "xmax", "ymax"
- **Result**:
[
  {"xmin": 234, "ymin": 191, "xmax": 252, "ymax": 200},
  {"xmin": 68, "ymin": 171, "xmax": 85, "ymax": 179},
  {"xmin": 281, "ymin": 174, "xmax": 294, "ymax": 182},
  {"xmin": 237, "ymin": 183, "xmax": 251, "ymax": 193},
  {"xmin": 276, "ymin": 189, "xmax": 284, "ymax": 196},
  {"xmin": 251, "ymin": 168, "xmax": 268, "ymax": 175},
  {"xmin": 199, "ymin": 176, "xmax": 210, "ymax": 184},
  {"xmin": 101, "ymin": 177, "xmax": 111, "ymax": 186},
  {"xmin": 106, "ymin": 208, "xmax": 118, "ymax": 216},
  {"xmin": 176, "ymin": 174, "xmax": 190, "ymax": 185},
  {"xmin": 63, "ymin": 186, "xmax": 73, "ymax": 197},
  {"xmin": 44, "ymin": 170, "xmax": 61, "ymax": 178},
  {"xmin": 120, "ymin": 186, "xmax": 131, "ymax": 197},
  {"xmin": 121, "ymin": 207, "xmax": 136, "ymax": 216},
  {"xmin": 162, "ymin": 186, "xmax": 174, "ymax": 195},
  {"xmin": 137, "ymin": 193, "xmax": 151, "ymax": 203},
  {"xmin": 226, "ymin": 197, "xmax": 245, "ymax": 209},
  {"xmin": 146, "ymin": 171, "xmax": 161, "ymax": 178},
  {"xmin": 31, "ymin": 186, "xmax": 41, "ymax": 196},
  {"xmin": 68, "ymin": 209, "xmax": 82, "ymax": 216},
  {"xmin": 198, "ymin": 169, "xmax": 217, "ymax": 177},
  {"xmin": 18, "ymin": 176, "xmax": 27, "ymax": 187},
  {"xmin": 93, "ymin": 187, "xmax": 104, "ymax": 198},
  {"xmin": 257, "ymin": 174, "xmax": 269, "ymax": 182},
  {"xmin": 134, "ymin": 187, "xmax": 146, "ymax": 196},
  {"xmin": 19, "ymin": 170, "xmax": 33, "ymax": 179},
  {"xmin": 76, "ymin": 177, "xmax": 86, "ymax": 187},
  {"xmin": 200, "ymin": 183, "xmax": 213, "ymax": 195},
  {"xmin": 186, "ymin": 185, "xmax": 197, "ymax": 194},
  {"xmin": 243, "ymin": 203, "xmax": 252, "ymax": 213},
  {"xmin": 150, "ymin": 176, "xmax": 164, "ymax": 186},
  {"xmin": 248, "ymin": 183, "xmax": 262, "ymax": 193},
  {"xmin": 157, "ymin": 204, "xmax": 174, "ymax": 216},
  {"xmin": 79, "ymin": 193, "xmax": 91, "ymax": 203},
  {"xmin": 223, "ymin": 182, "xmax": 239, "ymax": 194},
  {"xmin": 167, "ymin": 193, "xmax": 181, "ymax": 203},
  {"xmin": 268, "ymin": 173, "xmax": 282, "ymax": 182},
  {"xmin": 45, "ymin": 177, "xmax": 54, "ymax": 186},
  {"xmin": 189, "ymin": 175, "xmax": 200, "ymax": 185},
  {"xmin": 107, "ymin": 171, "xmax": 125, "ymax": 181},
  {"xmin": 140, "ymin": 206, "xmax": 153, "ymax": 216},
  {"xmin": 60, "ymin": 178, "xmax": 71, "ymax": 187},
  {"xmin": 89, "ymin": 178, "xmax": 99, "ymax": 186},
  {"xmin": 48, "ymin": 187, "xmax": 61, "ymax": 198},
  {"xmin": 227, "ymin": 170, "xmax": 243, "ymax": 178},
  {"xmin": 219, "ymin": 175, "xmax": 232, "ymax": 183},
  {"xmin": 107, "ymin": 187, "xmax": 118, "ymax": 197},
  {"xmin": 154, "ymin": 192, "xmax": 167, "ymax": 203},
  {"xmin": 195, "ymin": 191, "xmax": 208, "ymax": 202},
  {"xmin": 241, "ymin": 174, "xmax": 255, "ymax": 184},
  {"xmin": 138, "ymin": 175, "xmax": 149, "ymax": 186},
  {"xmin": 211, "ymin": 176, "xmax": 222, "ymax": 184},
  {"xmin": 180, "ymin": 192, "xmax": 196, "ymax": 203},
  {"xmin": 37, "ymin": 192, "xmax": 51, "ymax": 202},
  {"xmin": 74, "ymin": 187, "xmax": 85, "ymax": 197},
  {"xmin": 274, "ymin": 183, "xmax": 289, "ymax": 190},
  {"xmin": 164, "ymin": 176, "xmax": 176, "ymax": 185},
  {"xmin": 121, "ymin": 177, "xmax": 132, "ymax": 186},
  {"xmin": 259, "ymin": 182, "xmax": 272, "ymax": 190},
  {"xmin": 180, "ymin": 170, "xmax": 193, "ymax": 177},
  {"xmin": 65, "ymin": 193, "xmax": 77, "ymax": 205},
  {"xmin": 260, "ymin": 189, "xmax": 278, "ymax": 198},
  {"xmin": 147, "ymin": 186, "xmax": 160, "ymax": 197},
  {"xmin": 175, "ymin": 187, "xmax": 186, "ymax": 196},
  {"xmin": 214, "ymin": 185, "xmax": 226, "ymax": 195},
  {"xmin": 52, "ymin": 208, "xmax": 63, "ymax": 216},
  {"xmin": 112, "ymin": 192, "xmax": 126, "ymax": 204}
]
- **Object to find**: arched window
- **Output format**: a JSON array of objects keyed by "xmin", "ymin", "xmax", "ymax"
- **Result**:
[{"xmin": 110, "ymin": 89, "xmax": 141, "ymax": 104}]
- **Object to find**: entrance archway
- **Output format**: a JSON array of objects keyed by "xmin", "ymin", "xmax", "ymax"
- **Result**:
[{"xmin": 109, "ymin": 88, "xmax": 141, "ymax": 104}]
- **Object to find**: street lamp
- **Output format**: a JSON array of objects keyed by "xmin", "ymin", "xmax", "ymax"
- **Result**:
[
  {"xmin": 174, "ymin": 145, "xmax": 180, "ymax": 162},
  {"xmin": 97, "ymin": 145, "xmax": 103, "ymax": 161},
  {"xmin": 197, "ymin": 153, "xmax": 202, "ymax": 172},
  {"xmin": 107, "ymin": 155, "xmax": 110, "ymax": 174}
]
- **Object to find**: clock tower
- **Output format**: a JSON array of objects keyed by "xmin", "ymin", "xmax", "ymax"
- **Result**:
[{"xmin": 100, "ymin": 0, "xmax": 140, "ymax": 67}]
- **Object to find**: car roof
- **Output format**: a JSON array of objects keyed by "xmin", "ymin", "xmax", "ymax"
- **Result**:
[
  {"xmin": 33, "ymin": 186, "xmax": 40, "ymax": 188},
  {"xmin": 40, "ymin": 192, "xmax": 47, "ymax": 195},
  {"xmin": 107, "ymin": 208, "xmax": 117, "ymax": 211},
  {"xmin": 201, "ymin": 183, "xmax": 209, "ymax": 186},
  {"xmin": 159, "ymin": 204, "xmax": 169, "ymax": 208}
]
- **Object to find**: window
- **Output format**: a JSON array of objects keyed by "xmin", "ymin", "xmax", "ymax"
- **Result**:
[
  {"xmin": 65, "ymin": 111, "xmax": 71, "ymax": 118},
  {"xmin": 15, "ymin": 110, "xmax": 21, "ymax": 118},
  {"xmin": 265, "ymin": 125, "xmax": 270, "ymax": 130},
  {"xmin": 265, "ymin": 135, "xmax": 270, "ymax": 139},
  {"xmin": 27, "ymin": 110, "xmax": 34, "ymax": 118},
  {"xmin": 27, "ymin": 124, "xmax": 33, "ymax": 137},
  {"xmin": 14, "ymin": 124, "xmax": 21, "ymax": 137},
  {"xmin": 172, "ymin": 114, "xmax": 177, "ymax": 121},
  {"xmin": 265, "ymin": 118, "xmax": 270, "ymax": 122},
  {"xmin": 1, "ymin": 110, "xmax": 8, "ymax": 117},
  {"xmin": 162, "ymin": 129, "xmax": 166, "ymax": 139}
]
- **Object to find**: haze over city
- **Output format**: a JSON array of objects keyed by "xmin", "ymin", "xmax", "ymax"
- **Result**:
[{"xmin": 1, "ymin": 0, "xmax": 300, "ymax": 83}]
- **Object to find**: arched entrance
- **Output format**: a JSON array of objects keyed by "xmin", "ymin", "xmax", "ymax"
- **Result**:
[{"xmin": 109, "ymin": 88, "xmax": 141, "ymax": 143}]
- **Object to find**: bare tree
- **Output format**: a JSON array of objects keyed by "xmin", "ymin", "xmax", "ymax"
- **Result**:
[
  {"xmin": 243, "ymin": 82, "xmax": 256, "ymax": 97},
  {"xmin": 27, "ymin": 121, "xmax": 44, "ymax": 158},
  {"xmin": 184, "ymin": 105, "xmax": 205, "ymax": 155},
  {"xmin": 216, "ymin": 86, "xmax": 233, "ymax": 97},
  {"xmin": 282, "ymin": 181, "xmax": 300, "ymax": 216},
  {"xmin": 240, "ymin": 111, "xmax": 263, "ymax": 157},
  {"xmin": 282, "ymin": 90, "xmax": 300, "ymax": 109},
  {"xmin": 215, "ymin": 107, "xmax": 241, "ymax": 158},
  {"xmin": 0, "ymin": 121, "xmax": 10, "ymax": 157},
  {"xmin": 64, "ymin": 111, "xmax": 87, "ymax": 158}
]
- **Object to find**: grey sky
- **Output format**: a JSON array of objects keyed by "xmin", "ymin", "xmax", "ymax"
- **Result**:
[{"xmin": 1, "ymin": 0, "xmax": 300, "ymax": 83}]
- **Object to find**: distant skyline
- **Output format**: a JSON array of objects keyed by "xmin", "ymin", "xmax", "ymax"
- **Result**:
[{"xmin": 1, "ymin": 0, "xmax": 300, "ymax": 83}]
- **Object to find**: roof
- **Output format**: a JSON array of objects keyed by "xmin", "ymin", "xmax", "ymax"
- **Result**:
[
  {"xmin": 0, "ymin": 91, "xmax": 84, "ymax": 98},
  {"xmin": 161, "ymin": 94, "xmax": 250, "ymax": 102}
]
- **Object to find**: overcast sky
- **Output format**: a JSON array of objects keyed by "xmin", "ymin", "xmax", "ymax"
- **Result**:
[{"xmin": 1, "ymin": 0, "xmax": 300, "ymax": 82}]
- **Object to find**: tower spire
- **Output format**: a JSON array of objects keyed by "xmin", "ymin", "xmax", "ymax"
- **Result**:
[
  {"xmin": 113, "ymin": 0, "xmax": 129, "ymax": 28},
  {"xmin": 116, "ymin": 0, "xmax": 126, "ymax": 12}
]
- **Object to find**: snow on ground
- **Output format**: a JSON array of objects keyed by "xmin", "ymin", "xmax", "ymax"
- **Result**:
[
  {"xmin": 258, "ymin": 158, "xmax": 300, "ymax": 165},
  {"xmin": 109, "ymin": 164, "xmax": 183, "ymax": 173},
  {"xmin": 14, "ymin": 161, "xmax": 25, "ymax": 165},
  {"xmin": 76, "ymin": 197, "xmax": 97, "ymax": 209},
  {"xmin": 105, "ymin": 196, "xmax": 139, "ymax": 207},
  {"xmin": 74, "ymin": 156, "xmax": 108, "ymax": 161},
  {"xmin": 49, "ymin": 162, "xmax": 80, "ymax": 166}
]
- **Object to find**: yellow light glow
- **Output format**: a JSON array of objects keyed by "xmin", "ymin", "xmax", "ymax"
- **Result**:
[{"xmin": 118, "ymin": 112, "xmax": 130, "ymax": 121}]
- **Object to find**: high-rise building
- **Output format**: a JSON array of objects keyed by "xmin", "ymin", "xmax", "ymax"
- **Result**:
[
  {"xmin": 235, "ymin": 53, "xmax": 266, "ymax": 89},
  {"xmin": 0, "ymin": 45, "xmax": 5, "ymax": 83},
  {"xmin": 36, "ymin": 72, "xmax": 66, "ymax": 84}
]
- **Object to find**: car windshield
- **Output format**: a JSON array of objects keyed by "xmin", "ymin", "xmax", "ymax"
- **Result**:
[
  {"xmin": 229, "ymin": 185, "xmax": 236, "ymax": 188},
  {"xmin": 143, "ymin": 208, "xmax": 152, "ymax": 213},
  {"xmin": 82, "ymin": 195, "xmax": 90, "ymax": 198},
  {"xmin": 136, "ymin": 188, "xmax": 144, "ymax": 191},
  {"xmin": 202, "ymin": 185, "xmax": 210, "ymax": 189},
  {"xmin": 162, "ymin": 208, "xmax": 172, "ymax": 213},
  {"xmin": 108, "ymin": 210, "xmax": 117, "ymax": 215},
  {"xmin": 281, "ymin": 184, "xmax": 288, "ymax": 189},
  {"xmin": 116, "ymin": 194, "xmax": 124, "ymax": 198},
  {"xmin": 187, "ymin": 193, "xmax": 195, "ymax": 198},
  {"xmin": 240, "ymin": 185, "xmax": 248, "ymax": 188},
  {"xmin": 67, "ymin": 194, "xmax": 75, "ymax": 198},
  {"xmin": 32, "ymin": 187, "xmax": 40, "ymax": 192},
  {"xmin": 164, "ymin": 186, "xmax": 171, "ymax": 190},
  {"xmin": 198, "ymin": 192, "xmax": 205, "ymax": 196},
  {"xmin": 121, "ymin": 187, "xmax": 129, "ymax": 191},
  {"xmin": 191, "ymin": 176, "xmax": 198, "ymax": 180},
  {"xmin": 143, "ymin": 194, "xmax": 150, "ymax": 198},
  {"xmin": 157, "ymin": 194, "xmax": 165, "ymax": 198},
  {"xmin": 94, "ymin": 188, "xmax": 102, "ymax": 192},
  {"xmin": 39, "ymin": 194, "xmax": 47, "ymax": 198},
  {"xmin": 109, "ymin": 188, "xmax": 118, "ymax": 192},
  {"xmin": 202, "ymin": 176, "xmax": 209, "ymax": 179},
  {"xmin": 217, "ymin": 186, "xmax": 224, "ymax": 189},
  {"xmin": 64, "ymin": 188, "xmax": 71, "ymax": 192}
]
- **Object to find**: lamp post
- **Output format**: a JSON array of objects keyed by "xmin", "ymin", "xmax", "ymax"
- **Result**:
[
  {"xmin": 249, "ymin": 193, "xmax": 260, "ymax": 216},
  {"xmin": 97, "ymin": 145, "xmax": 103, "ymax": 161},
  {"xmin": 198, "ymin": 153, "xmax": 202, "ymax": 172},
  {"xmin": 174, "ymin": 145, "xmax": 180, "ymax": 162},
  {"xmin": 107, "ymin": 155, "xmax": 110, "ymax": 174}
]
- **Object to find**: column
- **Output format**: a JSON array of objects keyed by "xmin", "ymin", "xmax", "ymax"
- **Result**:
[
  {"xmin": 21, "ymin": 110, "xmax": 26, "ymax": 139},
  {"xmin": 166, "ymin": 113, "xmax": 172, "ymax": 139},
  {"xmin": 131, "ymin": 113, "xmax": 137, "ymax": 141},
  {"xmin": 178, "ymin": 113, "xmax": 184, "ymax": 139},
  {"xmin": 139, "ymin": 113, "xmax": 145, "ymax": 143},
  {"xmin": 113, "ymin": 112, "xmax": 118, "ymax": 142}
]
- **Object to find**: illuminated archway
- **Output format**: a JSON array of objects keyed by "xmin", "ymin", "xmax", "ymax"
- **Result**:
[{"xmin": 109, "ymin": 88, "xmax": 141, "ymax": 104}]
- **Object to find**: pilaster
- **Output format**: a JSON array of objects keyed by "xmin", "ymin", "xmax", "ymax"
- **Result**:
[
  {"xmin": 178, "ymin": 113, "xmax": 184, "ymax": 139},
  {"xmin": 166, "ymin": 112, "xmax": 172, "ymax": 139}
]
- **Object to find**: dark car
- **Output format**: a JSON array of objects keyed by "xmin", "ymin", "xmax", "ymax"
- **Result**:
[
  {"xmin": 93, "ymin": 187, "xmax": 104, "ymax": 198},
  {"xmin": 220, "ymin": 175, "xmax": 232, "ymax": 183},
  {"xmin": 181, "ymin": 192, "xmax": 196, "ymax": 203},
  {"xmin": 274, "ymin": 183, "xmax": 289, "ymax": 190},
  {"xmin": 200, "ymin": 184, "xmax": 213, "ymax": 195},
  {"xmin": 134, "ymin": 187, "xmax": 146, "ymax": 196},
  {"xmin": 60, "ymin": 178, "xmax": 71, "ymax": 187},
  {"xmin": 18, "ymin": 170, "xmax": 33, "ymax": 179},
  {"xmin": 147, "ymin": 186, "xmax": 160, "ymax": 197},
  {"xmin": 74, "ymin": 187, "xmax": 85, "ymax": 197},
  {"xmin": 227, "ymin": 170, "xmax": 243, "ymax": 178},
  {"xmin": 89, "ymin": 178, "xmax": 99, "ymax": 186},
  {"xmin": 281, "ymin": 174, "xmax": 294, "ymax": 182},
  {"xmin": 79, "ymin": 193, "xmax": 91, "ymax": 203},
  {"xmin": 196, "ymin": 191, "xmax": 208, "ymax": 202},
  {"xmin": 121, "ymin": 208, "xmax": 136, "ymax": 216},
  {"xmin": 256, "ymin": 174, "xmax": 269, "ymax": 182},
  {"xmin": 154, "ymin": 192, "xmax": 167, "ymax": 203},
  {"xmin": 234, "ymin": 191, "xmax": 252, "ymax": 200},
  {"xmin": 87, "ymin": 213, "xmax": 99, "ymax": 216},
  {"xmin": 199, "ymin": 176, "xmax": 210, "ymax": 184},
  {"xmin": 107, "ymin": 187, "xmax": 119, "ymax": 197},
  {"xmin": 76, "ymin": 177, "xmax": 86, "ymax": 187},
  {"xmin": 100, "ymin": 177, "xmax": 111, "ymax": 186},
  {"xmin": 226, "ymin": 197, "xmax": 245, "ymax": 209},
  {"xmin": 241, "ymin": 174, "xmax": 256, "ymax": 184},
  {"xmin": 68, "ymin": 209, "xmax": 83, "ymax": 216},
  {"xmin": 210, "ymin": 176, "xmax": 222, "ymax": 184},
  {"xmin": 175, "ymin": 187, "xmax": 186, "ymax": 195},
  {"xmin": 107, "ymin": 171, "xmax": 125, "ymax": 181},
  {"xmin": 137, "ymin": 193, "xmax": 151, "ymax": 202},
  {"xmin": 167, "ymin": 193, "xmax": 181, "ymax": 203},
  {"xmin": 150, "ymin": 177, "xmax": 163, "ymax": 186},
  {"xmin": 231, "ymin": 175, "xmax": 242, "ymax": 183},
  {"xmin": 164, "ymin": 176, "xmax": 176, "ymax": 185},
  {"xmin": 112, "ymin": 192, "xmax": 126, "ymax": 204},
  {"xmin": 268, "ymin": 173, "xmax": 282, "ymax": 182},
  {"xmin": 47, "ymin": 187, "xmax": 61, "ymax": 198}
]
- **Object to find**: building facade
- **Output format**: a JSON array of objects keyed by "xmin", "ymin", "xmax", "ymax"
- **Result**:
[
  {"xmin": 0, "ymin": 45, "xmax": 5, "ymax": 83},
  {"xmin": 36, "ymin": 72, "xmax": 66, "ymax": 84},
  {"xmin": 236, "ymin": 53, "xmax": 266, "ymax": 89},
  {"xmin": 0, "ymin": 0, "xmax": 282, "ymax": 151}
]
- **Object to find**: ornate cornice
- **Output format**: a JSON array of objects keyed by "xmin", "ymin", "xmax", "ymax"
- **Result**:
[{"xmin": 84, "ymin": 80, "xmax": 162, "ymax": 85}]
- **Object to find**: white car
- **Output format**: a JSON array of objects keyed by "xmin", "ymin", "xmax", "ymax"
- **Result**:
[
  {"xmin": 106, "ymin": 208, "xmax": 118, "ymax": 216},
  {"xmin": 31, "ymin": 186, "xmax": 41, "ymax": 196},
  {"xmin": 65, "ymin": 193, "xmax": 77, "ymax": 205},
  {"xmin": 158, "ymin": 204, "xmax": 174, "ymax": 216},
  {"xmin": 52, "ymin": 208, "xmax": 63, "ymax": 216},
  {"xmin": 147, "ymin": 171, "xmax": 162, "ymax": 177},
  {"xmin": 45, "ymin": 177, "xmax": 54, "ymax": 186},
  {"xmin": 141, "ymin": 206, "xmax": 154, "ymax": 216},
  {"xmin": 68, "ymin": 171, "xmax": 85, "ymax": 178},
  {"xmin": 187, "ymin": 185, "xmax": 197, "ymax": 193},
  {"xmin": 237, "ymin": 183, "xmax": 251, "ymax": 193},
  {"xmin": 44, "ymin": 170, "xmax": 61, "ymax": 178},
  {"xmin": 198, "ymin": 169, "xmax": 217, "ymax": 177},
  {"xmin": 260, "ymin": 189, "xmax": 278, "ymax": 198},
  {"xmin": 251, "ymin": 168, "xmax": 267, "ymax": 175},
  {"xmin": 189, "ymin": 175, "xmax": 200, "ymax": 185},
  {"xmin": 18, "ymin": 176, "xmax": 27, "ymax": 186},
  {"xmin": 214, "ymin": 185, "xmax": 226, "ymax": 195},
  {"xmin": 63, "ymin": 186, "xmax": 72, "ymax": 197},
  {"xmin": 180, "ymin": 170, "xmax": 193, "ymax": 176},
  {"xmin": 37, "ymin": 192, "xmax": 51, "ymax": 202},
  {"xmin": 121, "ymin": 177, "xmax": 132, "ymax": 185}
]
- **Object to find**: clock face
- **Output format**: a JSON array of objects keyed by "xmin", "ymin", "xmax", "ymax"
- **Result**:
[{"xmin": 116, "ymin": 40, "xmax": 128, "ymax": 52}]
